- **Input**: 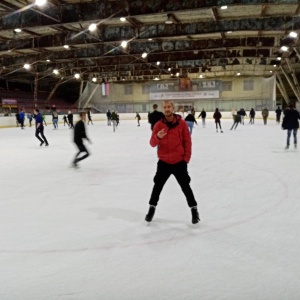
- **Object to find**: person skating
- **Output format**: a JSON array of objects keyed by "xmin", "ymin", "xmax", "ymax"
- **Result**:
[
  {"xmin": 239, "ymin": 108, "xmax": 247, "ymax": 125},
  {"xmin": 34, "ymin": 109, "xmax": 49, "ymax": 147},
  {"xmin": 72, "ymin": 112, "xmax": 91, "ymax": 168},
  {"xmin": 67, "ymin": 111, "xmax": 74, "ymax": 129},
  {"xmin": 116, "ymin": 111, "xmax": 120, "ymax": 127},
  {"xmin": 282, "ymin": 104, "xmax": 300, "ymax": 150},
  {"xmin": 52, "ymin": 109, "xmax": 59, "ymax": 129},
  {"xmin": 135, "ymin": 112, "xmax": 141, "ymax": 126},
  {"xmin": 19, "ymin": 109, "xmax": 25, "ymax": 129},
  {"xmin": 148, "ymin": 104, "xmax": 164, "ymax": 131},
  {"xmin": 249, "ymin": 108, "xmax": 255, "ymax": 124},
  {"xmin": 106, "ymin": 109, "xmax": 112, "ymax": 126},
  {"xmin": 87, "ymin": 109, "xmax": 93, "ymax": 125},
  {"xmin": 42, "ymin": 114, "xmax": 47, "ymax": 126},
  {"xmin": 185, "ymin": 111, "xmax": 197, "ymax": 135},
  {"xmin": 63, "ymin": 115, "xmax": 69, "ymax": 126},
  {"xmin": 230, "ymin": 111, "xmax": 241, "ymax": 130},
  {"xmin": 145, "ymin": 100, "xmax": 200, "ymax": 224},
  {"xmin": 111, "ymin": 111, "xmax": 118, "ymax": 132},
  {"xmin": 275, "ymin": 106, "xmax": 282, "ymax": 124},
  {"xmin": 198, "ymin": 109, "xmax": 206, "ymax": 128},
  {"xmin": 27, "ymin": 113, "xmax": 33, "ymax": 127},
  {"xmin": 213, "ymin": 108, "xmax": 223, "ymax": 133},
  {"xmin": 262, "ymin": 107, "xmax": 269, "ymax": 125}
]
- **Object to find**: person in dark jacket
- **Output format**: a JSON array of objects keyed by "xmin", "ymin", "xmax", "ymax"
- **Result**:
[
  {"xmin": 87, "ymin": 109, "xmax": 93, "ymax": 125},
  {"xmin": 239, "ymin": 108, "xmax": 247, "ymax": 125},
  {"xmin": 111, "ymin": 111, "xmax": 118, "ymax": 132},
  {"xmin": 135, "ymin": 112, "xmax": 141, "ymax": 126},
  {"xmin": 145, "ymin": 100, "xmax": 200, "ymax": 224},
  {"xmin": 213, "ymin": 108, "xmax": 223, "ymax": 133},
  {"xmin": 249, "ymin": 108, "xmax": 255, "ymax": 124},
  {"xmin": 106, "ymin": 109, "xmax": 112, "ymax": 126},
  {"xmin": 34, "ymin": 109, "xmax": 49, "ymax": 146},
  {"xmin": 63, "ymin": 115, "xmax": 68, "ymax": 126},
  {"xmin": 275, "ymin": 106, "xmax": 282, "ymax": 124},
  {"xmin": 52, "ymin": 109, "xmax": 58, "ymax": 129},
  {"xmin": 148, "ymin": 104, "xmax": 164, "ymax": 130},
  {"xmin": 72, "ymin": 112, "xmax": 91, "ymax": 168},
  {"xmin": 230, "ymin": 111, "xmax": 242, "ymax": 130},
  {"xmin": 67, "ymin": 111, "xmax": 74, "ymax": 129},
  {"xmin": 282, "ymin": 105, "xmax": 300, "ymax": 150},
  {"xmin": 198, "ymin": 109, "xmax": 207, "ymax": 128},
  {"xmin": 185, "ymin": 111, "xmax": 197, "ymax": 135},
  {"xmin": 19, "ymin": 109, "xmax": 25, "ymax": 129}
]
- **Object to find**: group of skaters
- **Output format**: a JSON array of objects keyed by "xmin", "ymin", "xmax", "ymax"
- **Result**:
[{"xmin": 106, "ymin": 109, "xmax": 120, "ymax": 132}]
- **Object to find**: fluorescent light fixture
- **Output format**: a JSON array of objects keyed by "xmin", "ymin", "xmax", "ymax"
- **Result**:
[
  {"xmin": 289, "ymin": 31, "xmax": 298, "ymax": 38},
  {"xmin": 23, "ymin": 63, "xmax": 30, "ymax": 69},
  {"xmin": 148, "ymin": 38, "xmax": 153, "ymax": 41},
  {"xmin": 89, "ymin": 23, "xmax": 97, "ymax": 31},
  {"xmin": 156, "ymin": 61, "xmax": 160, "ymax": 65},
  {"xmin": 227, "ymin": 31, "xmax": 232, "ymax": 33},
  {"xmin": 277, "ymin": 57, "xmax": 282, "ymax": 61},
  {"xmin": 154, "ymin": 77, "xmax": 159, "ymax": 80},
  {"xmin": 199, "ymin": 74, "xmax": 204, "ymax": 78},
  {"xmin": 281, "ymin": 46, "xmax": 288, "ymax": 52},
  {"xmin": 270, "ymin": 71, "xmax": 273, "ymax": 73},
  {"xmin": 121, "ymin": 41, "xmax": 128, "ymax": 48},
  {"xmin": 176, "ymin": 72, "xmax": 179, "ymax": 77},
  {"xmin": 35, "ymin": 0, "xmax": 47, "ymax": 6},
  {"xmin": 273, "ymin": 64, "xmax": 277, "ymax": 67},
  {"xmin": 165, "ymin": 14, "xmax": 173, "ymax": 24},
  {"xmin": 63, "ymin": 45, "xmax": 70, "ymax": 49},
  {"xmin": 237, "ymin": 72, "xmax": 241, "ymax": 76},
  {"xmin": 46, "ymin": 59, "xmax": 50, "ymax": 62},
  {"xmin": 168, "ymin": 68, "xmax": 171, "ymax": 71},
  {"xmin": 53, "ymin": 69, "xmax": 59, "ymax": 75},
  {"xmin": 141, "ymin": 52, "xmax": 148, "ymax": 58},
  {"xmin": 14, "ymin": 28, "xmax": 22, "ymax": 33},
  {"xmin": 92, "ymin": 77, "xmax": 97, "ymax": 82},
  {"xmin": 120, "ymin": 17, "xmax": 126, "ymax": 22},
  {"xmin": 74, "ymin": 73, "xmax": 80, "ymax": 79},
  {"xmin": 221, "ymin": 5, "xmax": 228, "ymax": 9}
]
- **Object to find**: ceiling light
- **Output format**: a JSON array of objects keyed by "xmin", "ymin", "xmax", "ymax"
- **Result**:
[
  {"xmin": 23, "ymin": 63, "xmax": 30, "ymax": 70},
  {"xmin": 199, "ymin": 74, "xmax": 204, "ymax": 78},
  {"xmin": 63, "ymin": 45, "xmax": 69, "ymax": 49},
  {"xmin": 221, "ymin": 5, "xmax": 228, "ymax": 9},
  {"xmin": 273, "ymin": 64, "xmax": 277, "ymax": 67},
  {"xmin": 281, "ymin": 46, "xmax": 288, "ymax": 52},
  {"xmin": 270, "ymin": 71, "xmax": 273, "ymax": 73},
  {"xmin": 121, "ymin": 41, "xmax": 128, "ymax": 48},
  {"xmin": 88, "ymin": 23, "xmax": 97, "ymax": 31},
  {"xmin": 154, "ymin": 77, "xmax": 159, "ymax": 81},
  {"xmin": 142, "ymin": 52, "xmax": 148, "ymax": 58},
  {"xmin": 165, "ymin": 14, "xmax": 173, "ymax": 24},
  {"xmin": 176, "ymin": 72, "xmax": 179, "ymax": 77},
  {"xmin": 35, "ymin": 0, "xmax": 47, "ymax": 6},
  {"xmin": 148, "ymin": 38, "xmax": 153, "ymax": 41},
  {"xmin": 156, "ymin": 61, "xmax": 160, "ymax": 65},
  {"xmin": 168, "ymin": 68, "xmax": 171, "ymax": 71},
  {"xmin": 92, "ymin": 77, "xmax": 97, "ymax": 82},
  {"xmin": 74, "ymin": 73, "xmax": 80, "ymax": 79},
  {"xmin": 289, "ymin": 31, "xmax": 298, "ymax": 38},
  {"xmin": 120, "ymin": 17, "xmax": 126, "ymax": 22},
  {"xmin": 227, "ymin": 31, "xmax": 232, "ymax": 33},
  {"xmin": 277, "ymin": 57, "xmax": 282, "ymax": 61},
  {"xmin": 237, "ymin": 72, "xmax": 241, "ymax": 76},
  {"xmin": 53, "ymin": 69, "xmax": 59, "ymax": 75},
  {"xmin": 46, "ymin": 59, "xmax": 50, "ymax": 62},
  {"xmin": 14, "ymin": 28, "xmax": 22, "ymax": 33}
]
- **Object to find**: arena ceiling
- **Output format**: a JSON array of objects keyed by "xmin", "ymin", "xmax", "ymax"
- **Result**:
[{"xmin": 0, "ymin": 0, "xmax": 299, "ymax": 89}]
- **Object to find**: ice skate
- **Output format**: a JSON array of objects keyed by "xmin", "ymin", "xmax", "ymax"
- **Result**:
[
  {"xmin": 285, "ymin": 145, "xmax": 289, "ymax": 150},
  {"xmin": 145, "ymin": 205, "xmax": 156, "ymax": 222},
  {"xmin": 294, "ymin": 144, "xmax": 297, "ymax": 149},
  {"xmin": 191, "ymin": 206, "xmax": 200, "ymax": 224}
]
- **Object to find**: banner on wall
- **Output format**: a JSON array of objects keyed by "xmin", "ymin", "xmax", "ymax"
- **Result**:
[{"xmin": 150, "ymin": 90, "xmax": 219, "ymax": 100}]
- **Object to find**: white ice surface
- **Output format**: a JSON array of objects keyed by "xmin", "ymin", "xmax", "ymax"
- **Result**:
[{"xmin": 0, "ymin": 119, "xmax": 300, "ymax": 300}]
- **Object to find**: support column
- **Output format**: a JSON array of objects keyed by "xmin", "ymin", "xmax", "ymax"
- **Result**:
[
  {"xmin": 276, "ymin": 80, "xmax": 289, "ymax": 104},
  {"xmin": 277, "ymin": 74, "xmax": 289, "ymax": 104},
  {"xmin": 280, "ymin": 66, "xmax": 300, "ymax": 102},
  {"xmin": 82, "ymin": 84, "xmax": 99, "ymax": 110},
  {"xmin": 286, "ymin": 58, "xmax": 300, "ymax": 97}
]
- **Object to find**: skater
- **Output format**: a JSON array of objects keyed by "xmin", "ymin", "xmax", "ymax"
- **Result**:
[
  {"xmin": 19, "ymin": 109, "xmax": 25, "ymax": 129},
  {"xmin": 262, "ymin": 107, "xmax": 269, "ymax": 125},
  {"xmin": 106, "ymin": 109, "xmax": 112, "ymax": 126},
  {"xmin": 42, "ymin": 114, "xmax": 47, "ymax": 126},
  {"xmin": 230, "ymin": 111, "xmax": 241, "ymax": 130},
  {"xmin": 52, "ymin": 109, "xmax": 58, "ymax": 129},
  {"xmin": 213, "ymin": 108, "xmax": 223, "ymax": 133},
  {"xmin": 34, "ymin": 109, "xmax": 49, "ymax": 147},
  {"xmin": 275, "ymin": 106, "xmax": 282, "ymax": 124},
  {"xmin": 249, "ymin": 108, "xmax": 255, "ymax": 124},
  {"xmin": 72, "ymin": 112, "xmax": 91, "ymax": 168},
  {"xmin": 239, "ymin": 108, "xmax": 247, "ymax": 125},
  {"xmin": 145, "ymin": 100, "xmax": 200, "ymax": 224},
  {"xmin": 282, "ymin": 104, "xmax": 300, "ymax": 150},
  {"xmin": 67, "ymin": 111, "xmax": 74, "ymax": 129},
  {"xmin": 116, "ymin": 111, "xmax": 120, "ymax": 127},
  {"xmin": 135, "ymin": 112, "xmax": 141, "ymax": 126},
  {"xmin": 87, "ymin": 109, "xmax": 93, "ymax": 125},
  {"xmin": 15, "ymin": 112, "xmax": 20, "ymax": 127},
  {"xmin": 27, "ymin": 113, "xmax": 33, "ymax": 127},
  {"xmin": 63, "ymin": 115, "xmax": 69, "ymax": 126},
  {"xmin": 148, "ymin": 104, "xmax": 164, "ymax": 131},
  {"xmin": 111, "ymin": 110, "xmax": 118, "ymax": 132},
  {"xmin": 185, "ymin": 111, "xmax": 197, "ymax": 135},
  {"xmin": 198, "ymin": 109, "xmax": 206, "ymax": 128}
]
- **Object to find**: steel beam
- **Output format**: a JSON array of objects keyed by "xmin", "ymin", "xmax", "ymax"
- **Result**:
[
  {"xmin": 277, "ymin": 73, "xmax": 290, "ymax": 104},
  {"xmin": 286, "ymin": 58, "xmax": 300, "ymax": 97},
  {"xmin": 280, "ymin": 65, "xmax": 300, "ymax": 102}
]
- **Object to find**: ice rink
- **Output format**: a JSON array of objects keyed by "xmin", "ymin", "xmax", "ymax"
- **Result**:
[{"xmin": 1, "ymin": 117, "xmax": 300, "ymax": 300}]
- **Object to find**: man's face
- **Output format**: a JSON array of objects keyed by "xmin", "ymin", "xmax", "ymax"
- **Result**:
[{"xmin": 163, "ymin": 102, "xmax": 174, "ymax": 117}]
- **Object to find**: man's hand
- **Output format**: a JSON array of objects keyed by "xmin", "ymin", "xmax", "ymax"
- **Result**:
[{"xmin": 157, "ymin": 128, "xmax": 167, "ymax": 139}]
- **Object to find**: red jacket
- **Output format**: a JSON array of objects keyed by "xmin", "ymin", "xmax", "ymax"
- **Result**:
[{"xmin": 150, "ymin": 114, "xmax": 192, "ymax": 164}]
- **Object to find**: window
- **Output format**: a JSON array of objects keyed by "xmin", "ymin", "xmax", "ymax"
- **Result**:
[
  {"xmin": 222, "ymin": 81, "xmax": 232, "ymax": 91},
  {"xmin": 142, "ymin": 85, "xmax": 150, "ymax": 94},
  {"xmin": 124, "ymin": 85, "xmax": 133, "ymax": 95},
  {"xmin": 243, "ymin": 79, "xmax": 254, "ymax": 91}
]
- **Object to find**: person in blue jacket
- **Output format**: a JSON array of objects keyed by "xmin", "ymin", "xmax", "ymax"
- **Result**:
[
  {"xmin": 19, "ymin": 109, "xmax": 25, "ymax": 129},
  {"xmin": 34, "ymin": 109, "xmax": 49, "ymax": 146}
]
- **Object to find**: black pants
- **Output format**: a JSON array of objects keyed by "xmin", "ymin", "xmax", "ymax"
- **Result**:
[
  {"xmin": 35, "ymin": 128, "xmax": 48, "ymax": 144},
  {"xmin": 231, "ymin": 121, "xmax": 239, "ymax": 130},
  {"xmin": 215, "ymin": 121, "xmax": 222, "ymax": 130},
  {"xmin": 249, "ymin": 117, "xmax": 254, "ymax": 124},
  {"xmin": 88, "ymin": 117, "xmax": 93, "ymax": 125},
  {"xmin": 69, "ymin": 121, "xmax": 74, "ymax": 128},
  {"xmin": 74, "ymin": 143, "xmax": 89, "ymax": 164},
  {"xmin": 149, "ymin": 160, "xmax": 197, "ymax": 208}
]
